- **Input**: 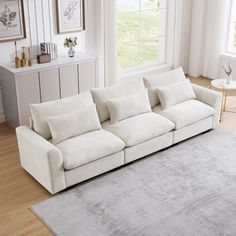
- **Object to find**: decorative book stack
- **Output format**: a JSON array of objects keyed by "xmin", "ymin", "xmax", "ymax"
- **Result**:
[{"xmin": 40, "ymin": 43, "xmax": 58, "ymax": 60}]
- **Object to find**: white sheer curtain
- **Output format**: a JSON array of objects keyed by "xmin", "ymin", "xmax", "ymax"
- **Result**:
[
  {"xmin": 85, "ymin": 0, "xmax": 117, "ymax": 87},
  {"xmin": 188, "ymin": 0, "xmax": 228, "ymax": 79}
]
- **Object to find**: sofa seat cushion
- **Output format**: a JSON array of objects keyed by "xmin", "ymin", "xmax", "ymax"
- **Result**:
[
  {"xmin": 152, "ymin": 99, "xmax": 216, "ymax": 130},
  {"xmin": 57, "ymin": 130, "xmax": 125, "ymax": 170},
  {"xmin": 102, "ymin": 112, "xmax": 175, "ymax": 147}
]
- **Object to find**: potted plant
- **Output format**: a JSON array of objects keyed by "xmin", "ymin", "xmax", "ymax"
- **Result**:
[
  {"xmin": 64, "ymin": 37, "xmax": 77, "ymax": 57},
  {"xmin": 222, "ymin": 63, "xmax": 232, "ymax": 84}
]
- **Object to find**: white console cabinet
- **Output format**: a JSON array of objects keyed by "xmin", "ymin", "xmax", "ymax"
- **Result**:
[{"xmin": 0, "ymin": 54, "xmax": 97, "ymax": 127}]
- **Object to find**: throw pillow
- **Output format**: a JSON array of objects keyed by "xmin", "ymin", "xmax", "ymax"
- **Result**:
[
  {"xmin": 47, "ymin": 104, "xmax": 101, "ymax": 144},
  {"xmin": 107, "ymin": 89, "xmax": 152, "ymax": 124},
  {"xmin": 156, "ymin": 79, "xmax": 196, "ymax": 109}
]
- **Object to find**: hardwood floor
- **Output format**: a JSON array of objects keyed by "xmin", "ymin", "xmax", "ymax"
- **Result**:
[
  {"xmin": 0, "ymin": 124, "xmax": 52, "ymax": 235},
  {"xmin": 0, "ymin": 77, "xmax": 235, "ymax": 235}
]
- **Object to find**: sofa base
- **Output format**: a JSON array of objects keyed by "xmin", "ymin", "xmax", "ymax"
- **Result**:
[
  {"xmin": 173, "ymin": 116, "xmax": 213, "ymax": 144},
  {"xmin": 124, "ymin": 132, "xmax": 173, "ymax": 164},
  {"xmin": 65, "ymin": 151, "xmax": 124, "ymax": 187}
]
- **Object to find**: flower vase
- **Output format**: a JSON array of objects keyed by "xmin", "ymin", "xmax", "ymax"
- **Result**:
[
  {"xmin": 68, "ymin": 48, "xmax": 75, "ymax": 57},
  {"xmin": 226, "ymin": 74, "xmax": 231, "ymax": 84}
]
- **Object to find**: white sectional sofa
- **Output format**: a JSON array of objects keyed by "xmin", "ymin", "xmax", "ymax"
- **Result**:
[{"xmin": 16, "ymin": 68, "xmax": 222, "ymax": 194}]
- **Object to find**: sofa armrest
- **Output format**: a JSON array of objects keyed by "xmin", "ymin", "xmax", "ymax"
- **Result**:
[
  {"xmin": 191, "ymin": 83, "xmax": 222, "ymax": 128},
  {"xmin": 16, "ymin": 126, "xmax": 66, "ymax": 194}
]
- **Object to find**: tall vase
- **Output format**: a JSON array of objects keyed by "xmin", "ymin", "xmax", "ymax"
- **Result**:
[
  {"xmin": 226, "ymin": 74, "xmax": 231, "ymax": 84},
  {"xmin": 68, "ymin": 48, "xmax": 75, "ymax": 57}
]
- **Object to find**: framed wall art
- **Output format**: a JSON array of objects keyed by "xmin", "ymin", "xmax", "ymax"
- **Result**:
[
  {"xmin": 0, "ymin": 0, "xmax": 26, "ymax": 42},
  {"xmin": 56, "ymin": 0, "xmax": 85, "ymax": 34}
]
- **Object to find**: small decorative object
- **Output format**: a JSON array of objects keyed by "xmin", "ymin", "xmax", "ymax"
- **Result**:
[
  {"xmin": 56, "ymin": 0, "xmax": 85, "ymax": 34},
  {"xmin": 222, "ymin": 64, "xmax": 232, "ymax": 84},
  {"xmin": 37, "ymin": 54, "xmax": 51, "ymax": 64},
  {"xmin": 0, "ymin": 0, "xmax": 26, "ymax": 42},
  {"xmin": 40, "ymin": 42, "xmax": 58, "ymax": 60},
  {"xmin": 20, "ymin": 46, "xmax": 26, "ymax": 67},
  {"xmin": 14, "ymin": 41, "xmax": 19, "ymax": 68},
  {"xmin": 64, "ymin": 37, "xmax": 77, "ymax": 57},
  {"xmin": 28, "ymin": 47, "xmax": 32, "ymax": 66}
]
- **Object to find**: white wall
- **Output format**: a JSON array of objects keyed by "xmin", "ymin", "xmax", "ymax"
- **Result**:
[{"xmin": 0, "ymin": 0, "xmax": 87, "ymax": 123}]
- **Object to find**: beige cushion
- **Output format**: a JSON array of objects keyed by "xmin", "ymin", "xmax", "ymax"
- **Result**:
[
  {"xmin": 107, "ymin": 89, "xmax": 151, "ymax": 124},
  {"xmin": 30, "ymin": 91, "xmax": 93, "ymax": 139},
  {"xmin": 152, "ymin": 99, "xmax": 216, "ymax": 129},
  {"xmin": 102, "ymin": 112, "xmax": 175, "ymax": 147},
  {"xmin": 143, "ymin": 67, "xmax": 186, "ymax": 107},
  {"xmin": 91, "ymin": 80, "xmax": 145, "ymax": 123},
  {"xmin": 57, "ymin": 130, "xmax": 125, "ymax": 170},
  {"xmin": 47, "ymin": 104, "xmax": 101, "ymax": 144},
  {"xmin": 156, "ymin": 79, "xmax": 196, "ymax": 109}
]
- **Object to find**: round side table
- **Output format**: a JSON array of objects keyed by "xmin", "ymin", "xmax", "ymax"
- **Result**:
[{"xmin": 211, "ymin": 79, "xmax": 236, "ymax": 121}]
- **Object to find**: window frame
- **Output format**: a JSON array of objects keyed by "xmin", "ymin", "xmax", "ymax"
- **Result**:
[{"xmin": 116, "ymin": 0, "xmax": 169, "ymax": 75}]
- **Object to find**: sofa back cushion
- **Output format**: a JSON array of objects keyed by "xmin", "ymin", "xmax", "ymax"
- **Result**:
[
  {"xmin": 107, "ymin": 89, "xmax": 152, "ymax": 124},
  {"xmin": 47, "ymin": 104, "xmax": 101, "ymax": 144},
  {"xmin": 91, "ymin": 80, "xmax": 145, "ymax": 123},
  {"xmin": 30, "ymin": 91, "xmax": 93, "ymax": 139},
  {"xmin": 156, "ymin": 79, "xmax": 196, "ymax": 109},
  {"xmin": 143, "ymin": 67, "xmax": 186, "ymax": 108}
]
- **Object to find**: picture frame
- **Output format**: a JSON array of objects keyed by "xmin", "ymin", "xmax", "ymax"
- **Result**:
[
  {"xmin": 0, "ymin": 0, "xmax": 26, "ymax": 42},
  {"xmin": 56, "ymin": 0, "xmax": 85, "ymax": 34}
]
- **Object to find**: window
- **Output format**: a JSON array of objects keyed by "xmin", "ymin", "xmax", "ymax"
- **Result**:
[
  {"xmin": 227, "ymin": 0, "xmax": 236, "ymax": 53},
  {"xmin": 116, "ymin": 0, "xmax": 167, "ymax": 72}
]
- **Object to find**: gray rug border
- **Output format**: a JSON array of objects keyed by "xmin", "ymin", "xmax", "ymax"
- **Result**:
[{"xmin": 30, "ymin": 207, "xmax": 56, "ymax": 235}]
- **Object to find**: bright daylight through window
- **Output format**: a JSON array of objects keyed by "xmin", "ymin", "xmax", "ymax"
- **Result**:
[
  {"xmin": 227, "ymin": 0, "xmax": 236, "ymax": 53},
  {"xmin": 117, "ymin": 0, "xmax": 167, "ymax": 72}
]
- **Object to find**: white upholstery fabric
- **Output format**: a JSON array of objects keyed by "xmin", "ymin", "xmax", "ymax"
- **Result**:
[
  {"xmin": 143, "ymin": 67, "xmax": 186, "ymax": 107},
  {"xmin": 173, "ymin": 117, "xmax": 213, "ymax": 144},
  {"xmin": 107, "ymin": 89, "xmax": 151, "ymax": 124},
  {"xmin": 47, "ymin": 104, "xmax": 101, "ymax": 144},
  {"xmin": 91, "ymin": 80, "xmax": 145, "ymax": 122},
  {"xmin": 156, "ymin": 80, "xmax": 196, "ymax": 109},
  {"xmin": 102, "ymin": 112, "xmax": 175, "ymax": 147},
  {"xmin": 152, "ymin": 99, "xmax": 216, "ymax": 130},
  {"xmin": 65, "ymin": 152, "xmax": 124, "ymax": 187},
  {"xmin": 56, "ymin": 130, "xmax": 125, "ymax": 170},
  {"xmin": 125, "ymin": 132, "xmax": 173, "ymax": 164},
  {"xmin": 16, "ymin": 126, "xmax": 65, "ymax": 194},
  {"xmin": 191, "ymin": 83, "xmax": 222, "ymax": 128},
  {"xmin": 30, "ymin": 91, "xmax": 93, "ymax": 139}
]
